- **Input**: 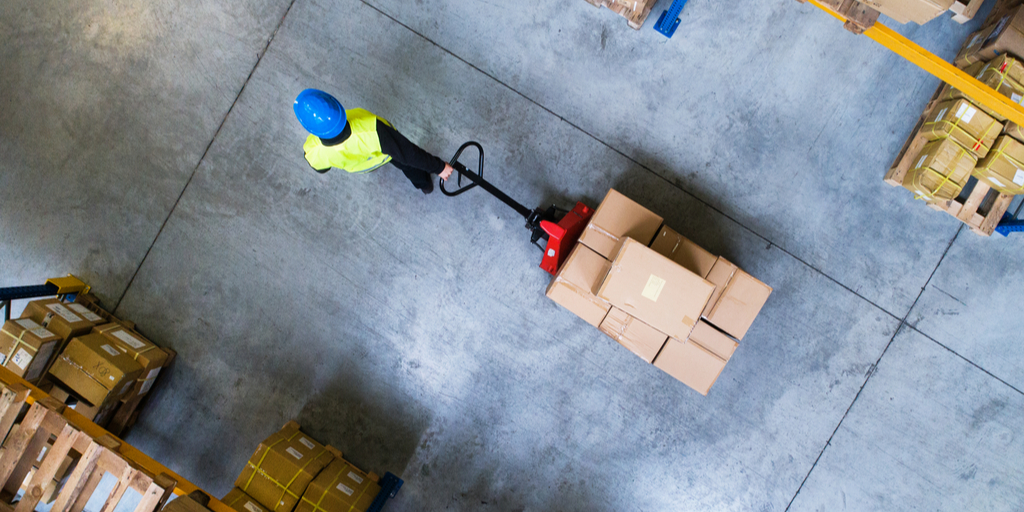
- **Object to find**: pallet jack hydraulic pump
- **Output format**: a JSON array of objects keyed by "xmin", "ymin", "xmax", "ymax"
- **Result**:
[{"xmin": 442, "ymin": 142, "xmax": 593, "ymax": 275}]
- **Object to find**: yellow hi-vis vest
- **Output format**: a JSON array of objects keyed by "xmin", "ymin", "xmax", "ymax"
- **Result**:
[{"xmin": 303, "ymin": 108, "xmax": 393, "ymax": 174}]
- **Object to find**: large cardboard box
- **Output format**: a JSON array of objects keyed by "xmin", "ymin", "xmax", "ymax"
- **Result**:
[
  {"xmin": 919, "ymin": 99, "xmax": 1002, "ymax": 158},
  {"xmin": 654, "ymin": 338, "xmax": 727, "ymax": 396},
  {"xmin": 235, "ymin": 422, "xmax": 334, "ymax": 512},
  {"xmin": 597, "ymin": 238, "xmax": 715, "ymax": 342},
  {"xmin": 701, "ymin": 258, "xmax": 773, "ymax": 341},
  {"xmin": 0, "ymin": 319, "xmax": 61, "ymax": 381},
  {"xmin": 578, "ymin": 189, "xmax": 663, "ymax": 259},
  {"xmin": 23, "ymin": 299, "xmax": 97, "ymax": 342},
  {"xmin": 546, "ymin": 244, "xmax": 613, "ymax": 327},
  {"xmin": 902, "ymin": 137, "xmax": 977, "ymax": 201},
  {"xmin": 94, "ymin": 323, "xmax": 169, "ymax": 397},
  {"xmin": 224, "ymin": 488, "xmax": 271, "ymax": 512},
  {"xmin": 948, "ymin": 60, "xmax": 1024, "ymax": 122},
  {"xmin": 649, "ymin": 226, "xmax": 717, "ymax": 279},
  {"xmin": 973, "ymin": 134, "xmax": 1024, "ymax": 193},
  {"xmin": 294, "ymin": 459, "xmax": 380, "ymax": 512},
  {"xmin": 598, "ymin": 307, "xmax": 669, "ymax": 363},
  {"xmin": 955, "ymin": 7, "xmax": 1024, "ymax": 66},
  {"xmin": 47, "ymin": 333, "xmax": 144, "ymax": 406},
  {"xmin": 858, "ymin": 0, "xmax": 953, "ymax": 25}
]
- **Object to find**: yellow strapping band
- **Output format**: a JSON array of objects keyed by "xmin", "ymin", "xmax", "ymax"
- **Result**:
[
  {"xmin": 0, "ymin": 326, "xmax": 42, "ymax": 369},
  {"xmin": 974, "ymin": 144, "xmax": 1024, "ymax": 194},
  {"xmin": 298, "ymin": 463, "xmax": 373, "ymax": 512},
  {"xmin": 910, "ymin": 145, "xmax": 971, "ymax": 200}
]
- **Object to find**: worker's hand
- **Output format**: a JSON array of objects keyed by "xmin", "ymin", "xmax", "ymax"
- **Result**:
[{"xmin": 439, "ymin": 163, "xmax": 455, "ymax": 181}]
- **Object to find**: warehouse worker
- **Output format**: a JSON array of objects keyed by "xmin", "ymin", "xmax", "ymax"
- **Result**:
[{"xmin": 294, "ymin": 89, "xmax": 454, "ymax": 194}]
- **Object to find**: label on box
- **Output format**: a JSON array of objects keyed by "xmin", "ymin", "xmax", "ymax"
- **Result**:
[
  {"xmin": 139, "ymin": 378, "xmax": 156, "ymax": 395},
  {"xmin": 46, "ymin": 304, "xmax": 83, "ymax": 324},
  {"xmin": 1014, "ymin": 93, "xmax": 1024, "ymax": 105},
  {"xmin": 29, "ymin": 327, "xmax": 54, "ymax": 339},
  {"xmin": 0, "ymin": 354, "xmax": 5, "ymax": 364},
  {"xmin": 10, "ymin": 348, "xmax": 32, "ymax": 370},
  {"xmin": 298, "ymin": 437, "xmax": 315, "ymax": 450},
  {"xmin": 915, "ymin": 155, "xmax": 927, "ymax": 169},
  {"xmin": 989, "ymin": 176, "xmax": 1005, "ymax": 187},
  {"xmin": 147, "ymin": 367, "xmax": 161, "ymax": 379},
  {"xmin": 336, "ymin": 483, "xmax": 355, "ymax": 496},
  {"xmin": 347, "ymin": 471, "xmax": 364, "ymax": 484},
  {"xmin": 100, "ymin": 344, "xmax": 120, "ymax": 357},
  {"xmin": 286, "ymin": 447, "xmax": 303, "ymax": 459},
  {"xmin": 641, "ymin": 274, "xmax": 666, "ymax": 302},
  {"xmin": 243, "ymin": 502, "xmax": 261, "ymax": 512},
  {"xmin": 935, "ymin": 108, "xmax": 948, "ymax": 123},
  {"xmin": 111, "ymin": 330, "xmax": 146, "ymax": 349},
  {"xmin": 1014, "ymin": 169, "xmax": 1024, "ymax": 186},
  {"xmin": 68, "ymin": 304, "xmax": 103, "ymax": 323},
  {"xmin": 15, "ymin": 319, "xmax": 41, "ymax": 330}
]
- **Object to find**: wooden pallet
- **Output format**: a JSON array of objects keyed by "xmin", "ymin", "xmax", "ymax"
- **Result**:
[
  {"xmin": 885, "ymin": 83, "xmax": 1015, "ymax": 236},
  {"xmin": 583, "ymin": 0, "xmax": 658, "ymax": 30},
  {"xmin": 796, "ymin": 0, "xmax": 879, "ymax": 34},
  {"xmin": 0, "ymin": 390, "xmax": 175, "ymax": 512}
]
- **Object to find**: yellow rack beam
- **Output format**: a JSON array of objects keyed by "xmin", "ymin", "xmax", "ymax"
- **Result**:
[{"xmin": 807, "ymin": 0, "xmax": 1024, "ymax": 127}]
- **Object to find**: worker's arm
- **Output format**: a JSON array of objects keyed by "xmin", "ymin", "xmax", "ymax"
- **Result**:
[
  {"xmin": 305, "ymin": 157, "xmax": 330, "ymax": 174},
  {"xmin": 377, "ymin": 121, "xmax": 453, "ymax": 179}
]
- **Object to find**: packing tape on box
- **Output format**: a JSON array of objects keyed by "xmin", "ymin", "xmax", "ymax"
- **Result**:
[
  {"xmin": 54, "ymin": 354, "xmax": 115, "ymax": 390},
  {"xmin": 908, "ymin": 145, "xmax": 973, "ymax": 201},
  {"xmin": 0, "ymin": 326, "xmax": 42, "ymax": 369},
  {"xmin": 242, "ymin": 430, "xmax": 332, "ymax": 512},
  {"xmin": 552, "ymin": 277, "xmax": 611, "ymax": 307},
  {"xmin": 299, "ymin": 463, "xmax": 373, "ymax": 512},
  {"xmin": 923, "ymin": 110, "xmax": 999, "ymax": 154},
  {"xmin": 585, "ymin": 223, "xmax": 620, "ymax": 245},
  {"xmin": 973, "ymin": 144, "xmax": 1024, "ymax": 194}
]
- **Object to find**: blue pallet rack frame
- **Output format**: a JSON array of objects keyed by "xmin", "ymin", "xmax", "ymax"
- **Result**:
[
  {"xmin": 367, "ymin": 472, "xmax": 404, "ymax": 512},
  {"xmin": 995, "ymin": 199, "xmax": 1024, "ymax": 236},
  {"xmin": 653, "ymin": 0, "xmax": 689, "ymax": 37}
]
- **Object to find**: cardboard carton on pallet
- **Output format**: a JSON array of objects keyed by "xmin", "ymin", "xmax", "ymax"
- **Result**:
[
  {"xmin": 0, "ymin": 319, "xmax": 61, "ymax": 382},
  {"xmin": 235, "ymin": 421, "xmax": 336, "ymax": 512}
]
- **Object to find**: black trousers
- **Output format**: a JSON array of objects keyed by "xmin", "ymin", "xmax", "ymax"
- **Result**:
[{"xmin": 390, "ymin": 160, "xmax": 433, "ymax": 190}]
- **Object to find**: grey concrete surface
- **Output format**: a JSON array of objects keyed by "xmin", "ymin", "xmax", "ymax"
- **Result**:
[
  {"xmin": 789, "ymin": 326, "xmax": 1024, "ymax": 511},
  {"xmin": 3, "ymin": 0, "xmax": 1023, "ymax": 510}
]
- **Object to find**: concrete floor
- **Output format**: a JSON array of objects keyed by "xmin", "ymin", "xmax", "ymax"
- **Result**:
[{"xmin": 2, "ymin": 0, "xmax": 1023, "ymax": 509}]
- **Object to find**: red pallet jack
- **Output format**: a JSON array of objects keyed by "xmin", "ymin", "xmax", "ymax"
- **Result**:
[{"xmin": 442, "ymin": 142, "xmax": 593, "ymax": 275}]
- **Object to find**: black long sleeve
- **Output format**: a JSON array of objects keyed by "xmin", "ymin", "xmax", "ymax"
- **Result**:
[{"xmin": 376, "ymin": 120, "xmax": 446, "ymax": 175}]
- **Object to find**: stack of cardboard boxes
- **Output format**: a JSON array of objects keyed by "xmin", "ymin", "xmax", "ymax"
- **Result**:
[
  {"xmin": 226, "ymin": 422, "xmax": 381, "ymax": 512},
  {"xmin": 0, "ymin": 297, "xmax": 173, "ymax": 428},
  {"xmin": 858, "ymin": 0, "xmax": 955, "ymax": 25},
  {"xmin": 898, "ymin": 3, "xmax": 1024, "ymax": 201},
  {"xmin": 546, "ymin": 190, "xmax": 772, "ymax": 395}
]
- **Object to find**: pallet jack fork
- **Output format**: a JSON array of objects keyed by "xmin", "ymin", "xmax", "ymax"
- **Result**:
[{"xmin": 442, "ymin": 142, "xmax": 594, "ymax": 275}]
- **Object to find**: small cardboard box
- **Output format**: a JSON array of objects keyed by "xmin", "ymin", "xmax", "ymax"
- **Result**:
[
  {"xmin": 948, "ymin": 60, "xmax": 1024, "ymax": 122},
  {"xmin": 0, "ymin": 319, "xmax": 61, "ymax": 381},
  {"xmin": 224, "ymin": 488, "xmax": 271, "ymax": 512},
  {"xmin": 23, "ymin": 299, "xmax": 97, "ymax": 342},
  {"xmin": 597, "ymin": 238, "xmax": 715, "ymax": 342},
  {"xmin": 235, "ymin": 422, "xmax": 335, "ymax": 512},
  {"xmin": 94, "ymin": 324, "xmax": 169, "ymax": 397},
  {"xmin": 858, "ymin": 0, "xmax": 953, "ymax": 25},
  {"xmin": 47, "ymin": 333, "xmax": 144, "ymax": 407},
  {"xmin": 654, "ymin": 338, "xmax": 727, "ymax": 396},
  {"xmin": 903, "ymin": 137, "xmax": 978, "ymax": 201},
  {"xmin": 546, "ymin": 244, "xmax": 613, "ymax": 327},
  {"xmin": 689, "ymin": 320, "xmax": 739, "ymax": 361},
  {"xmin": 955, "ymin": 7, "xmax": 1024, "ymax": 66},
  {"xmin": 295, "ymin": 459, "xmax": 380, "ymax": 512},
  {"xmin": 973, "ymin": 134, "xmax": 1024, "ymax": 194},
  {"xmin": 578, "ymin": 189, "xmax": 663, "ymax": 259},
  {"xmin": 919, "ymin": 99, "xmax": 1002, "ymax": 158},
  {"xmin": 701, "ymin": 258, "xmax": 773, "ymax": 341},
  {"xmin": 648, "ymin": 226, "xmax": 717, "ymax": 279},
  {"xmin": 598, "ymin": 307, "xmax": 669, "ymax": 363},
  {"xmin": 71, "ymin": 397, "xmax": 120, "ymax": 427}
]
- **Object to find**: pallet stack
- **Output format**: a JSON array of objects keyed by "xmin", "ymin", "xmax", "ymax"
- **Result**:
[
  {"xmin": 0, "ymin": 295, "xmax": 174, "ymax": 435},
  {"xmin": 546, "ymin": 189, "xmax": 772, "ymax": 396},
  {"xmin": 886, "ymin": 0, "xmax": 1024, "ymax": 235},
  {"xmin": 582, "ymin": 0, "xmax": 658, "ymax": 29},
  {"xmin": 225, "ymin": 421, "xmax": 382, "ymax": 512}
]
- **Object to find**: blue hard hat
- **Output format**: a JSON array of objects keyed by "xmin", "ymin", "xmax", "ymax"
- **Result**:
[{"xmin": 294, "ymin": 89, "xmax": 346, "ymax": 138}]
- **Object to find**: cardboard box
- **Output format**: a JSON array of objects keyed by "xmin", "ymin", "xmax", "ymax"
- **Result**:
[
  {"xmin": 72, "ymin": 295, "xmax": 136, "ymax": 330},
  {"xmin": 235, "ymin": 422, "xmax": 335, "ymax": 512},
  {"xmin": 1006, "ymin": 119, "xmax": 1024, "ymax": 143},
  {"xmin": 598, "ymin": 307, "xmax": 669, "ymax": 363},
  {"xmin": 903, "ymin": 137, "xmax": 978, "ymax": 201},
  {"xmin": 919, "ymin": 99, "xmax": 1002, "ymax": 158},
  {"xmin": 858, "ymin": 0, "xmax": 953, "ymax": 25},
  {"xmin": 94, "ymin": 323, "xmax": 168, "ymax": 397},
  {"xmin": 689, "ymin": 320, "xmax": 739, "ymax": 361},
  {"xmin": 653, "ymin": 337, "xmax": 728, "ymax": 396},
  {"xmin": 22, "ymin": 299, "xmax": 97, "ymax": 342},
  {"xmin": 649, "ymin": 226, "xmax": 717, "ymax": 279},
  {"xmin": 701, "ymin": 259, "xmax": 773, "ymax": 341},
  {"xmin": 0, "ymin": 319, "xmax": 61, "ymax": 381},
  {"xmin": 947, "ymin": 60, "xmax": 1024, "ymax": 122},
  {"xmin": 973, "ymin": 134, "xmax": 1024, "ymax": 193},
  {"xmin": 597, "ymin": 238, "xmax": 715, "ymax": 341},
  {"xmin": 546, "ymin": 244, "xmax": 613, "ymax": 327},
  {"xmin": 224, "ymin": 488, "xmax": 271, "ymax": 512},
  {"xmin": 578, "ymin": 189, "xmax": 663, "ymax": 259},
  {"xmin": 71, "ymin": 397, "xmax": 120, "ymax": 427},
  {"xmin": 954, "ymin": 7, "xmax": 1024, "ymax": 66},
  {"xmin": 47, "ymin": 333, "xmax": 144, "ymax": 406},
  {"xmin": 295, "ymin": 459, "xmax": 380, "ymax": 512}
]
